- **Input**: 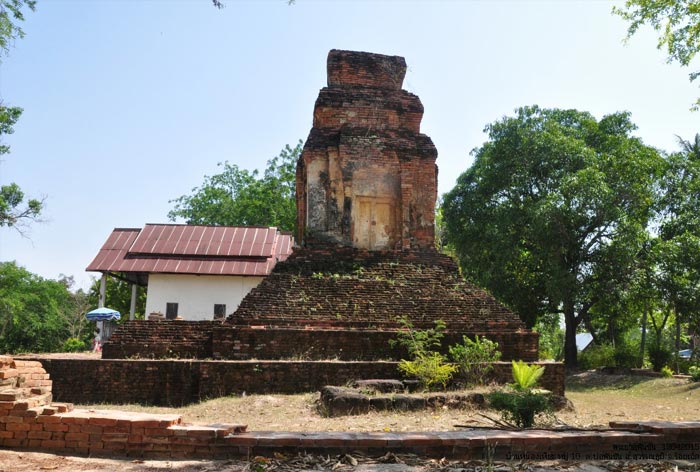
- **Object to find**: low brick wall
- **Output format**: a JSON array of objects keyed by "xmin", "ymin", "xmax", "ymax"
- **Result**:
[
  {"xmin": 102, "ymin": 321, "xmax": 216, "ymax": 359},
  {"xmin": 213, "ymin": 327, "xmax": 539, "ymax": 362},
  {"xmin": 104, "ymin": 321, "xmax": 539, "ymax": 363},
  {"xmin": 30, "ymin": 358, "xmax": 564, "ymax": 406}
]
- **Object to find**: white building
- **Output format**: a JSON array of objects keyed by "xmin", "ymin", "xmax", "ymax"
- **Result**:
[{"xmin": 86, "ymin": 224, "xmax": 293, "ymax": 321}]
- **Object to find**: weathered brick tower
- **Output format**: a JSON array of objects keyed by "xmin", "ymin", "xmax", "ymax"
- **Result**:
[
  {"xmin": 227, "ymin": 50, "xmax": 538, "ymax": 362},
  {"xmin": 296, "ymin": 50, "xmax": 437, "ymax": 250}
]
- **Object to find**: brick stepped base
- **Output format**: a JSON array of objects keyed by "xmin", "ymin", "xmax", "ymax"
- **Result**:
[
  {"xmin": 229, "ymin": 246, "xmax": 530, "ymax": 333},
  {"xmin": 102, "ymin": 321, "xmax": 217, "ymax": 359}
]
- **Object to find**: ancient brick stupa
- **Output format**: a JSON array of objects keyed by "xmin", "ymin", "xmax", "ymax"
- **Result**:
[{"xmin": 227, "ymin": 50, "xmax": 537, "ymax": 361}]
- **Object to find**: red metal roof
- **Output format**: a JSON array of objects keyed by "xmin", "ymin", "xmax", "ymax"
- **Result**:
[{"xmin": 86, "ymin": 224, "xmax": 294, "ymax": 277}]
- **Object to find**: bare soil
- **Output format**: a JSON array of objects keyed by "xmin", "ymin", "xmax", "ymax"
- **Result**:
[{"xmin": 74, "ymin": 372, "xmax": 700, "ymax": 431}]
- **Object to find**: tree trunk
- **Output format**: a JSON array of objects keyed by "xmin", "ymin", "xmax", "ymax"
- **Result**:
[
  {"xmin": 639, "ymin": 302, "xmax": 648, "ymax": 368},
  {"xmin": 564, "ymin": 302, "xmax": 579, "ymax": 370},
  {"xmin": 675, "ymin": 312, "xmax": 681, "ymax": 373}
]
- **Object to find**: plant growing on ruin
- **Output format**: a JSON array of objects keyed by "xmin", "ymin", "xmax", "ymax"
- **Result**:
[
  {"xmin": 487, "ymin": 361, "xmax": 550, "ymax": 428},
  {"xmin": 397, "ymin": 352, "xmax": 458, "ymax": 391},
  {"xmin": 391, "ymin": 317, "xmax": 457, "ymax": 391},
  {"xmin": 390, "ymin": 316, "xmax": 446, "ymax": 357},
  {"xmin": 449, "ymin": 335, "xmax": 501, "ymax": 387}
]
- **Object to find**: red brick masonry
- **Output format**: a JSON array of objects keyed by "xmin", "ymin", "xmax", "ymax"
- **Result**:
[{"xmin": 0, "ymin": 356, "xmax": 698, "ymax": 461}]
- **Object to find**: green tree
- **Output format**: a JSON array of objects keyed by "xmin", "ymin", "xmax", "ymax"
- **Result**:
[
  {"xmin": 0, "ymin": 1, "xmax": 41, "ymax": 230},
  {"xmin": 442, "ymin": 106, "xmax": 663, "ymax": 368},
  {"xmin": 0, "ymin": 261, "xmax": 77, "ymax": 353},
  {"xmin": 168, "ymin": 141, "xmax": 301, "ymax": 232},
  {"xmin": 613, "ymin": 0, "xmax": 700, "ymax": 110}
]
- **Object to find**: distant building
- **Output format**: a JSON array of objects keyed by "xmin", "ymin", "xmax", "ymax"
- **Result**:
[{"xmin": 86, "ymin": 224, "xmax": 293, "ymax": 321}]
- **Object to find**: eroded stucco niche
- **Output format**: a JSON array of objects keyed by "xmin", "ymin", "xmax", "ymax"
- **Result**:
[{"xmin": 297, "ymin": 49, "xmax": 438, "ymax": 250}]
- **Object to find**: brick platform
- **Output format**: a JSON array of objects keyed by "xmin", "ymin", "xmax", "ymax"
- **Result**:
[{"xmin": 0, "ymin": 356, "xmax": 696, "ymax": 461}]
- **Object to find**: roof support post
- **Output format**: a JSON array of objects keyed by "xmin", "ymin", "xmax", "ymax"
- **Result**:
[
  {"xmin": 130, "ymin": 283, "xmax": 137, "ymax": 321},
  {"xmin": 98, "ymin": 274, "xmax": 106, "ymax": 308}
]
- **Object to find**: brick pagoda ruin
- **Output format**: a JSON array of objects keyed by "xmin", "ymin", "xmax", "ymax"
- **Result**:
[
  {"xmin": 103, "ymin": 49, "xmax": 538, "ymax": 365},
  {"xmin": 225, "ymin": 49, "xmax": 538, "ymax": 361}
]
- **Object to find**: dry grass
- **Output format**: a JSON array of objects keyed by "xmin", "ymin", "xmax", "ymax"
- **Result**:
[{"xmin": 76, "ymin": 373, "xmax": 700, "ymax": 432}]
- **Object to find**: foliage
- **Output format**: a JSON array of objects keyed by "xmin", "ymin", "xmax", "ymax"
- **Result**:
[
  {"xmin": 442, "ymin": 106, "xmax": 663, "ymax": 368},
  {"xmin": 0, "ymin": 107, "xmax": 42, "ymax": 231},
  {"xmin": 488, "ymin": 360, "xmax": 549, "ymax": 428},
  {"xmin": 0, "ymin": 261, "xmax": 85, "ymax": 353},
  {"xmin": 613, "ymin": 1, "xmax": 700, "ymax": 110},
  {"xmin": 511, "ymin": 360, "xmax": 545, "ymax": 390},
  {"xmin": 0, "ymin": 1, "xmax": 35, "ymax": 57},
  {"xmin": 0, "ymin": 2, "xmax": 41, "ymax": 231},
  {"xmin": 578, "ymin": 344, "xmax": 616, "ymax": 370},
  {"xmin": 487, "ymin": 389, "xmax": 551, "ymax": 428},
  {"xmin": 62, "ymin": 337, "xmax": 86, "ymax": 353},
  {"xmin": 661, "ymin": 365, "xmax": 675, "ymax": 378},
  {"xmin": 168, "ymin": 141, "xmax": 301, "ymax": 232},
  {"xmin": 648, "ymin": 343, "xmax": 673, "ymax": 372},
  {"xmin": 391, "ymin": 317, "xmax": 456, "ymax": 391},
  {"xmin": 397, "ymin": 352, "xmax": 458, "ymax": 391},
  {"xmin": 448, "ymin": 335, "xmax": 501, "ymax": 386},
  {"xmin": 534, "ymin": 316, "xmax": 564, "ymax": 361},
  {"xmin": 390, "ymin": 316, "xmax": 446, "ymax": 358},
  {"xmin": 87, "ymin": 277, "xmax": 146, "ymax": 322},
  {"xmin": 688, "ymin": 365, "xmax": 700, "ymax": 381}
]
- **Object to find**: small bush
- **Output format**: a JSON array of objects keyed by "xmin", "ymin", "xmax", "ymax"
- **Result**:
[
  {"xmin": 688, "ymin": 365, "xmax": 700, "ymax": 382},
  {"xmin": 661, "ymin": 366, "xmax": 674, "ymax": 378},
  {"xmin": 487, "ymin": 389, "xmax": 551, "ymax": 428},
  {"xmin": 397, "ymin": 352, "xmax": 458, "ymax": 391},
  {"xmin": 449, "ymin": 335, "xmax": 501, "ymax": 387},
  {"xmin": 390, "ymin": 317, "xmax": 446, "ymax": 357},
  {"xmin": 648, "ymin": 345, "xmax": 673, "ymax": 372},
  {"xmin": 578, "ymin": 344, "xmax": 616, "ymax": 370},
  {"xmin": 614, "ymin": 342, "xmax": 641, "ymax": 368},
  {"xmin": 62, "ymin": 338, "xmax": 86, "ymax": 353}
]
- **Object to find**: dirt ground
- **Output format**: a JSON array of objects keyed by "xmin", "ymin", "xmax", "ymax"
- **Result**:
[{"xmin": 1, "ymin": 450, "xmax": 699, "ymax": 472}]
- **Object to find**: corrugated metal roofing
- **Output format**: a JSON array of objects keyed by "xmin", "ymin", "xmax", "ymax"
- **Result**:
[{"xmin": 86, "ymin": 224, "xmax": 294, "ymax": 277}]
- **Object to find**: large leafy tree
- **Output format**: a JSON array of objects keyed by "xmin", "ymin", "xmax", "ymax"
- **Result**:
[
  {"xmin": 442, "ymin": 106, "xmax": 663, "ymax": 368},
  {"xmin": 168, "ymin": 141, "xmax": 301, "ymax": 232},
  {"xmin": 614, "ymin": 0, "xmax": 700, "ymax": 110},
  {"xmin": 0, "ymin": 261, "xmax": 78, "ymax": 353},
  {"xmin": 0, "ymin": 0, "xmax": 41, "ymax": 231}
]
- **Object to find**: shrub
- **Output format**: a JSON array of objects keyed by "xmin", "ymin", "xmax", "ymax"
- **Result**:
[
  {"xmin": 661, "ymin": 365, "xmax": 674, "ymax": 378},
  {"xmin": 397, "ymin": 352, "xmax": 458, "ymax": 391},
  {"xmin": 648, "ymin": 345, "xmax": 673, "ymax": 372},
  {"xmin": 449, "ymin": 335, "xmax": 501, "ymax": 387},
  {"xmin": 487, "ymin": 389, "xmax": 551, "ymax": 428},
  {"xmin": 62, "ymin": 337, "xmax": 86, "ymax": 353},
  {"xmin": 390, "ymin": 317, "xmax": 446, "ymax": 358},
  {"xmin": 578, "ymin": 343, "xmax": 616, "ymax": 370},
  {"xmin": 391, "ymin": 317, "xmax": 457, "ymax": 391},
  {"xmin": 487, "ymin": 361, "xmax": 549, "ymax": 428},
  {"xmin": 614, "ymin": 341, "xmax": 641, "ymax": 368},
  {"xmin": 688, "ymin": 365, "xmax": 700, "ymax": 382}
]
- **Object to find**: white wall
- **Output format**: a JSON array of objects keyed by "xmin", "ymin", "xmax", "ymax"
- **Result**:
[{"xmin": 145, "ymin": 274, "xmax": 263, "ymax": 321}]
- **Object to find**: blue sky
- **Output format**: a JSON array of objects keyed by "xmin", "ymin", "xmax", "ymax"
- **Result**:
[{"xmin": 0, "ymin": 0, "xmax": 697, "ymax": 291}]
